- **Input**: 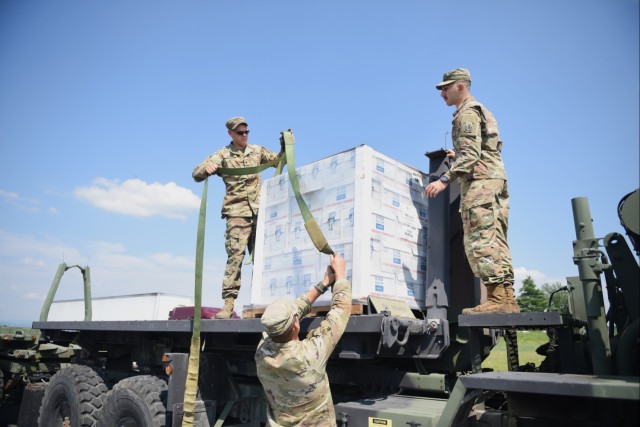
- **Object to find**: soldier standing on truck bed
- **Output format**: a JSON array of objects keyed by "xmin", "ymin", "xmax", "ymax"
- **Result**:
[
  {"xmin": 192, "ymin": 117, "xmax": 279, "ymax": 319},
  {"xmin": 255, "ymin": 254, "xmax": 351, "ymax": 426},
  {"xmin": 424, "ymin": 68, "xmax": 519, "ymax": 314}
]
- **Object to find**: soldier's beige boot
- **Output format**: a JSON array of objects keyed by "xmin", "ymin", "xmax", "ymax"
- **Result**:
[
  {"xmin": 462, "ymin": 284, "xmax": 511, "ymax": 315},
  {"xmin": 215, "ymin": 297, "xmax": 236, "ymax": 319},
  {"xmin": 504, "ymin": 283, "xmax": 521, "ymax": 313}
]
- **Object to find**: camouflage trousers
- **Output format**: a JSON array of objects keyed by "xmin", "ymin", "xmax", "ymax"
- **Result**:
[
  {"xmin": 460, "ymin": 179, "xmax": 514, "ymax": 288},
  {"xmin": 222, "ymin": 216, "xmax": 256, "ymax": 300}
]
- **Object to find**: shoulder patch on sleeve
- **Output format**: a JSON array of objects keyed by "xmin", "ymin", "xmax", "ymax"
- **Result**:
[
  {"xmin": 464, "ymin": 122, "xmax": 473, "ymax": 133},
  {"xmin": 459, "ymin": 120, "xmax": 477, "ymax": 136},
  {"xmin": 458, "ymin": 110, "xmax": 480, "ymax": 136}
]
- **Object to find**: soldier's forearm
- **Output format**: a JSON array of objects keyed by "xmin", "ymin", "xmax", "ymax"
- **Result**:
[
  {"xmin": 449, "ymin": 141, "xmax": 481, "ymax": 179},
  {"xmin": 330, "ymin": 279, "xmax": 352, "ymax": 314},
  {"xmin": 192, "ymin": 166, "xmax": 207, "ymax": 182},
  {"xmin": 295, "ymin": 294, "xmax": 313, "ymax": 318},
  {"xmin": 303, "ymin": 286, "xmax": 323, "ymax": 306}
]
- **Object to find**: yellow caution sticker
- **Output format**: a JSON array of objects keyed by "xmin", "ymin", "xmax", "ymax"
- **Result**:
[{"xmin": 368, "ymin": 417, "xmax": 392, "ymax": 427}]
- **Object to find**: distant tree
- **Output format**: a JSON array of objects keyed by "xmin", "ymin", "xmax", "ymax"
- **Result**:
[
  {"xmin": 541, "ymin": 282, "xmax": 570, "ymax": 314},
  {"xmin": 516, "ymin": 276, "xmax": 547, "ymax": 312}
]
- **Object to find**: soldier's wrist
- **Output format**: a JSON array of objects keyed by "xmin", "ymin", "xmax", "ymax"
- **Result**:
[{"xmin": 314, "ymin": 281, "xmax": 329, "ymax": 295}]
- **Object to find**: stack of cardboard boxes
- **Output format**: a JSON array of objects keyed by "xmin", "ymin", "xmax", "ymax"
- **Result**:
[{"xmin": 251, "ymin": 145, "xmax": 429, "ymax": 310}]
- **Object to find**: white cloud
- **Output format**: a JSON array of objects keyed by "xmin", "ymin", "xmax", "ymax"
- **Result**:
[
  {"xmin": 74, "ymin": 178, "xmax": 201, "ymax": 220},
  {"xmin": 89, "ymin": 240, "xmax": 126, "ymax": 253},
  {"xmin": 21, "ymin": 257, "xmax": 46, "ymax": 267},
  {"xmin": 0, "ymin": 189, "xmax": 40, "ymax": 212},
  {"xmin": 149, "ymin": 252, "xmax": 194, "ymax": 270},
  {"xmin": 0, "ymin": 230, "xmax": 229, "ymax": 324},
  {"xmin": 0, "ymin": 230, "xmax": 80, "ymax": 264},
  {"xmin": 0, "ymin": 189, "xmax": 18, "ymax": 201},
  {"xmin": 24, "ymin": 292, "xmax": 43, "ymax": 301},
  {"xmin": 514, "ymin": 266, "xmax": 565, "ymax": 293}
]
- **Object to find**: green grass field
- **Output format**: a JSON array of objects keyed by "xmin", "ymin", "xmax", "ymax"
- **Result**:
[{"xmin": 481, "ymin": 330, "xmax": 548, "ymax": 371}]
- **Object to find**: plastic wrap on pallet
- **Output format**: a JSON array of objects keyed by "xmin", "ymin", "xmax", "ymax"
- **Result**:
[{"xmin": 251, "ymin": 145, "xmax": 428, "ymax": 310}]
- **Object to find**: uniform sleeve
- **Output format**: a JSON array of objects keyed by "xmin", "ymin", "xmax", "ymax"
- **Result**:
[
  {"xmin": 260, "ymin": 146, "xmax": 279, "ymax": 165},
  {"xmin": 447, "ymin": 109, "xmax": 482, "ymax": 181},
  {"xmin": 192, "ymin": 150, "xmax": 225, "ymax": 182},
  {"xmin": 295, "ymin": 294, "xmax": 313, "ymax": 318},
  {"xmin": 304, "ymin": 279, "xmax": 352, "ymax": 368}
]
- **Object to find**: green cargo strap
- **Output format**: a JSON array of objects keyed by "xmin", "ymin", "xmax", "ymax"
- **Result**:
[
  {"xmin": 182, "ymin": 178, "xmax": 208, "ymax": 426},
  {"xmin": 207, "ymin": 133, "xmax": 332, "ymax": 255},
  {"xmin": 183, "ymin": 133, "xmax": 333, "ymax": 422},
  {"xmin": 280, "ymin": 130, "xmax": 333, "ymax": 255},
  {"xmin": 214, "ymin": 147, "xmax": 287, "ymax": 265},
  {"xmin": 215, "ymin": 149, "xmax": 286, "ymax": 176}
]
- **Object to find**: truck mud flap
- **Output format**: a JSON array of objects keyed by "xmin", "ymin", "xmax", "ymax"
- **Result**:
[{"xmin": 17, "ymin": 383, "xmax": 47, "ymax": 427}]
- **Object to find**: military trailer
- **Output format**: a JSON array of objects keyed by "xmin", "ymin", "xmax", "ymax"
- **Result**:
[{"xmin": 3, "ymin": 151, "xmax": 639, "ymax": 426}]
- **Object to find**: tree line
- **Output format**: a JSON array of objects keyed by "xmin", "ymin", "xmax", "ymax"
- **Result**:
[{"xmin": 516, "ymin": 276, "xmax": 570, "ymax": 313}]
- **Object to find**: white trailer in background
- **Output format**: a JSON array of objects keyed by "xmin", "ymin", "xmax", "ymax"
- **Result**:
[{"xmin": 47, "ymin": 293, "xmax": 193, "ymax": 321}]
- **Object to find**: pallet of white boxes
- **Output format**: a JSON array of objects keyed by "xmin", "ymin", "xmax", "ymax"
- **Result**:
[{"xmin": 248, "ymin": 144, "xmax": 429, "ymax": 316}]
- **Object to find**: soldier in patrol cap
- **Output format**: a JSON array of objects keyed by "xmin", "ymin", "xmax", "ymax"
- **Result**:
[
  {"xmin": 255, "ymin": 254, "xmax": 351, "ymax": 426},
  {"xmin": 192, "ymin": 117, "xmax": 279, "ymax": 319},
  {"xmin": 424, "ymin": 68, "xmax": 519, "ymax": 314}
]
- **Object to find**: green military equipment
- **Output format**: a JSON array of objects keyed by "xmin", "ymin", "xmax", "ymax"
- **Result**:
[
  {"xmin": 0, "ymin": 325, "xmax": 79, "ymax": 419},
  {"xmin": 39, "ymin": 263, "xmax": 92, "ymax": 322}
]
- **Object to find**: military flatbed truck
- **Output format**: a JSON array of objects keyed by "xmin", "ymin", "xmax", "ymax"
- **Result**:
[{"xmin": 3, "ymin": 152, "xmax": 638, "ymax": 426}]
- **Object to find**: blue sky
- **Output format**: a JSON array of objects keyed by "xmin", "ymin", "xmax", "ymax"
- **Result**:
[{"xmin": 1, "ymin": 0, "xmax": 638, "ymax": 325}]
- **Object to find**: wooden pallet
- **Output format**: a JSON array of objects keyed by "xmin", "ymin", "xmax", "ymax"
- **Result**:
[{"xmin": 242, "ymin": 302, "xmax": 366, "ymax": 319}]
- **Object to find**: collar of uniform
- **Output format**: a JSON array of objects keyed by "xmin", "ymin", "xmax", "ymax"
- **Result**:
[
  {"xmin": 453, "ymin": 96, "xmax": 476, "ymax": 117},
  {"xmin": 228, "ymin": 142, "xmax": 255, "ymax": 155},
  {"xmin": 264, "ymin": 337, "xmax": 298, "ymax": 348}
]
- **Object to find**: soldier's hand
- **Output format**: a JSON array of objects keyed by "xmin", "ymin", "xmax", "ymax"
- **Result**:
[
  {"xmin": 329, "ymin": 254, "xmax": 347, "ymax": 281},
  {"xmin": 446, "ymin": 149, "xmax": 456, "ymax": 160},
  {"xmin": 322, "ymin": 264, "xmax": 335, "ymax": 287},
  {"xmin": 205, "ymin": 162, "xmax": 218, "ymax": 175},
  {"xmin": 424, "ymin": 180, "xmax": 447, "ymax": 198}
]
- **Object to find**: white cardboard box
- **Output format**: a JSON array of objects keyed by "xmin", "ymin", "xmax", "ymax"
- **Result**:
[{"xmin": 251, "ymin": 145, "xmax": 428, "ymax": 309}]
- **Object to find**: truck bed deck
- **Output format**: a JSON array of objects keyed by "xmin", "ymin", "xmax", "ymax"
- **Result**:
[{"xmin": 32, "ymin": 314, "xmax": 387, "ymax": 335}]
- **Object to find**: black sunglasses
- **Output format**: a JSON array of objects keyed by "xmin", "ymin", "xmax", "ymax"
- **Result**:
[{"xmin": 235, "ymin": 130, "xmax": 250, "ymax": 136}]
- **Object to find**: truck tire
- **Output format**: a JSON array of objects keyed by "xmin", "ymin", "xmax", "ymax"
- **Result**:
[
  {"xmin": 38, "ymin": 364, "xmax": 108, "ymax": 427},
  {"xmin": 97, "ymin": 375, "xmax": 167, "ymax": 427}
]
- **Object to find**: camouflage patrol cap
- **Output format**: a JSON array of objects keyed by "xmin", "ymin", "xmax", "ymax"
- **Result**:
[
  {"xmin": 226, "ymin": 116, "xmax": 248, "ymax": 130},
  {"xmin": 261, "ymin": 299, "xmax": 298, "ymax": 338},
  {"xmin": 435, "ymin": 68, "xmax": 471, "ymax": 90}
]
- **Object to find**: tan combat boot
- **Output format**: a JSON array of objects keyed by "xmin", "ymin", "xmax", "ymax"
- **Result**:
[
  {"xmin": 215, "ymin": 297, "xmax": 236, "ymax": 319},
  {"xmin": 504, "ymin": 283, "xmax": 521, "ymax": 313},
  {"xmin": 462, "ymin": 284, "xmax": 511, "ymax": 315}
]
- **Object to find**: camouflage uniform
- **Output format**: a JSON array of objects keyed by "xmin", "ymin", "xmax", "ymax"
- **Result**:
[
  {"xmin": 254, "ymin": 279, "xmax": 352, "ymax": 426},
  {"xmin": 193, "ymin": 143, "xmax": 278, "ymax": 299},
  {"xmin": 441, "ymin": 96, "xmax": 515, "ymax": 294}
]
